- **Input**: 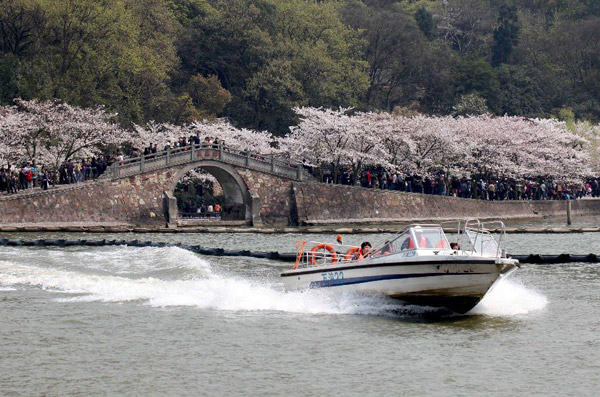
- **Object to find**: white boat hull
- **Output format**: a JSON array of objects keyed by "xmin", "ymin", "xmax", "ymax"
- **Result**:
[{"xmin": 281, "ymin": 256, "xmax": 517, "ymax": 313}]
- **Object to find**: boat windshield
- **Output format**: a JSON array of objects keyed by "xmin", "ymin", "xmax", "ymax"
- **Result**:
[
  {"xmin": 410, "ymin": 227, "xmax": 450, "ymax": 249},
  {"xmin": 374, "ymin": 226, "xmax": 450, "ymax": 255}
]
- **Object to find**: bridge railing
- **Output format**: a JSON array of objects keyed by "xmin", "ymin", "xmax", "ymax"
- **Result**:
[{"xmin": 104, "ymin": 143, "xmax": 312, "ymax": 181}]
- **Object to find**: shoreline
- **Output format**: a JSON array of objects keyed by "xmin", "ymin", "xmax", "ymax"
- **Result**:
[{"xmin": 0, "ymin": 222, "xmax": 598, "ymax": 234}]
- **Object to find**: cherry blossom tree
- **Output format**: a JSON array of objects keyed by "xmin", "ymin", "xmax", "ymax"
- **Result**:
[
  {"xmin": 455, "ymin": 115, "xmax": 591, "ymax": 182},
  {"xmin": 0, "ymin": 107, "xmax": 39, "ymax": 166},
  {"xmin": 131, "ymin": 121, "xmax": 182, "ymax": 150},
  {"xmin": 278, "ymin": 107, "xmax": 353, "ymax": 182},
  {"xmin": 348, "ymin": 112, "xmax": 395, "ymax": 181},
  {"xmin": 572, "ymin": 121, "xmax": 600, "ymax": 175},
  {"xmin": 277, "ymin": 107, "xmax": 350, "ymax": 178},
  {"xmin": 132, "ymin": 119, "xmax": 277, "ymax": 155},
  {"xmin": 282, "ymin": 107, "xmax": 594, "ymax": 183},
  {"xmin": 279, "ymin": 107, "xmax": 388, "ymax": 184},
  {"xmin": 190, "ymin": 120, "xmax": 277, "ymax": 155},
  {"xmin": 393, "ymin": 115, "xmax": 468, "ymax": 176},
  {"xmin": 0, "ymin": 99, "xmax": 130, "ymax": 170}
]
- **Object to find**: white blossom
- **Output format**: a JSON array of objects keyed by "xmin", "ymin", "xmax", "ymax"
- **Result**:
[
  {"xmin": 0, "ymin": 99, "xmax": 129, "ymax": 170},
  {"xmin": 1, "ymin": 99, "xmax": 596, "ymax": 185}
]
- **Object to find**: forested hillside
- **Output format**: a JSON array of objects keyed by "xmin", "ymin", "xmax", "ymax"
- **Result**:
[{"xmin": 1, "ymin": 0, "xmax": 599, "ymax": 134}]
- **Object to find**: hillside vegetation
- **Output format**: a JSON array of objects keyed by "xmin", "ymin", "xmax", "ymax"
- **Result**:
[{"xmin": 1, "ymin": 0, "xmax": 599, "ymax": 133}]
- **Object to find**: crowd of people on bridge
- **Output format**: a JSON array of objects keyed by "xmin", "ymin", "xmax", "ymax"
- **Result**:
[
  {"xmin": 1, "ymin": 156, "xmax": 113, "ymax": 195},
  {"xmin": 0, "ymin": 162, "xmax": 48, "ymax": 194},
  {"xmin": 0, "ymin": 135, "xmax": 227, "ymax": 196},
  {"xmin": 137, "ymin": 135, "xmax": 224, "ymax": 159}
]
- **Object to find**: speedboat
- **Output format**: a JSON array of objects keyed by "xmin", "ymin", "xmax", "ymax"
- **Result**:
[{"xmin": 281, "ymin": 219, "xmax": 519, "ymax": 314}]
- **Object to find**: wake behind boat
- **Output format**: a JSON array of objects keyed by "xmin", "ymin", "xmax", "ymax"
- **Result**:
[{"xmin": 281, "ymin": 219, "xmax": 519, "ymax": 314}]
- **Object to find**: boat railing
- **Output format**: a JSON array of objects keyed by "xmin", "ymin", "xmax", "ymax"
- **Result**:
[
  {"xmin": 461, "ymin": 219, "xmax": 505, "ymax": 258},
  {"xmin": 294, "ymin": 241, "xmax": 363, "ymax": 269}
]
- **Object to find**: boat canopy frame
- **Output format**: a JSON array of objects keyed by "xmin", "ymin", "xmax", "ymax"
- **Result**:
[{"xmin": 365, "ymin": 219, "xmax": 507, "ymax": 258}]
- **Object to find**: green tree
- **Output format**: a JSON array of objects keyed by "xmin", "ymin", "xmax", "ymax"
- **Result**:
[
  {"xmin": 342, "ymin": 1, "xmax": 456, "ymax": 113},
  {"xmin": 187, "ymin": 74, "xmax": 232, "ymax": 119},
  {"xmin": 269, "ymin": 0, "xmax": 368, "ymax": 109},
  {"xmin": 415, "ymin": 6, "xmax": 436, "ymax": 40},
  {"xmin": 178, "ymin": 0, "xmax": 367, "ymax": 133},
  {"xmin": 496, "ymin": 64, "xmax": 545, "ymax": 116},
  {"xmin": 177, "ymin": 0, "xmax": 274, "ymax": 94},
  {"xmin": 453, "ymin": 56, "xmax": 499, "ymax": 111},
  {"xmin": 0, "ymin": 0, "xmax": 179, "ymax": 125},
  {"xmin": 491, "ymin": 1, "xmax": 520, "ymax": 66},
  {"xmin": 453, "ymin": 92, "xmax": 489, "ymax": 116},
  {"xmin": 241, "ymin": 59, "xmax": 304, "ymax": 132}
]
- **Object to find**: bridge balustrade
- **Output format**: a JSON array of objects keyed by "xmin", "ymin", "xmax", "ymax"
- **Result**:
[{"xmin": 103, "ymin": 144, "xmax": 311, "ymax": 181}]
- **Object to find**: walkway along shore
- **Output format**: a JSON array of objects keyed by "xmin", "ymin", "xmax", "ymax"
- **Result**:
[
  {"xmin": 0, "ymin": 237, "xmax": 598, "ymax": 264},
  {"xmin": 0, "ymin": 223, "xmax": 599, "ymax": 234}
]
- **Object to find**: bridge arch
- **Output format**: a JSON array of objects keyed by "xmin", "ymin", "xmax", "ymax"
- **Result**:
[{"xmin": 169, "ymin": 160, "xmax": 254, "ymax": 224}]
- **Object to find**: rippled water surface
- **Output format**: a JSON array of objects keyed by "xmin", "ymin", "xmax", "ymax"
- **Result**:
[{"xmin": 1, "ymin": 232, "xmax": 599, "ymax": 396}]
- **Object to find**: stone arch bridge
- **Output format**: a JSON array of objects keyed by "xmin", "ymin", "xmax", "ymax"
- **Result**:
[
  {"xmin": 0, "ymin": 145, "xmax": 313, "ymax": 227},
  {"xmin": 99, "ymin": 144, "xmax": 312, "ymax": 226}
]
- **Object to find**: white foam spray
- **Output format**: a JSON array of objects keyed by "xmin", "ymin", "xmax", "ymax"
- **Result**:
[
  {"xmin": 469, "ymin": 277, "xmax": 548, "ymax": 316},
  {"xmin": 0, "ymin": 246, "xmax": 547, "ymax": 318}
]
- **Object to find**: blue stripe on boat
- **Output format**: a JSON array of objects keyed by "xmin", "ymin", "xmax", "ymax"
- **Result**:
[{"xmin": 309, "ymin": 272, "xmax": 490, "ymax": 289}]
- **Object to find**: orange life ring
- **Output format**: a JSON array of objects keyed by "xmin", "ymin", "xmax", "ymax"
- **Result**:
[
  {"xmin": 309, "ymin": 243, "xmax": 338, "ymax": 265},
  {"xmin": 344, "ymin": 246, "xmax": 361, "ymax": 261}
]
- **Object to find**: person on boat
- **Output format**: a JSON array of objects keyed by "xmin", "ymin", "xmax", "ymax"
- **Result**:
[
  {"xmin": 415, "ymin": 232, "xmax": 429, "ymax": 248},
  {"xmin": 376, "ymin": 241, "xmax": 393, "ymax": 255},
  {"xmin": 450, "ymin": 242, "xmax": 461, "ymax": 250},
  {"xmin": 400, "ymin": 238, "xmax": 408, "ymax": 250},
  {"xmin": 400, "ymin": 233, "xmax": 428, "ymax": 250},
  {"xmin": 360, "ymin": 242, "xmax": 372, "ymax": 257}
]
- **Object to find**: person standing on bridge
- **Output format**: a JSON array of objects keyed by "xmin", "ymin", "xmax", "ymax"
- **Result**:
[
  {"xmin": 40, "ymin": 167, "xmax": 49, "ymax": 190},
  {"xmin": 0, "ymin": 167, "xmax": 7, "ymax": 194},
  {"xmin": 66, "ymin": 160, "xmax": 74, "ymax": 184}
]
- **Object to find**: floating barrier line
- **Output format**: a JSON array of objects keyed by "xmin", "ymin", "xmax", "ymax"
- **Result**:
[
  {"xmin": 0, "ymin": 238, "xmax": 296, "ymax": 262},
  {"xmin": 0, "ymin": 238, "xmax": 597, "ymax": 264},
  {"xmin": 1, "ymin": 226, "xmax": 600, "ymax": 234}
]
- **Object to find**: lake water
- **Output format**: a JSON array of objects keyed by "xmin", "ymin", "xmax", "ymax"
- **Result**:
[{"xmin": 1, "ymin": 231, "xmax": 599, "ymax": 396}]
